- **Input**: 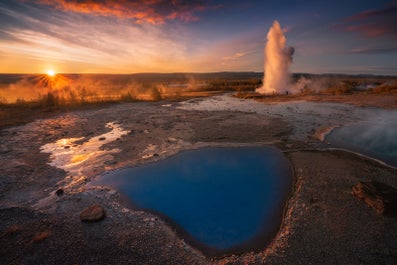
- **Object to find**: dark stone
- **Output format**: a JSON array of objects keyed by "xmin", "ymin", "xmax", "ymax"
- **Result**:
[
  {"xmin": 55, "ymin": 189, "xmax": 64, "ymax": 196},
  {"xmin": 80, "ymin": 204, "xmax": 106, "ymax": 222},
  {"xmin": 99, "ymin": 137, "xmax": 106, "ymax": 141},
  {"xmin": 352, "ymin": 181, "xmax": 397, "ymax": 215}
]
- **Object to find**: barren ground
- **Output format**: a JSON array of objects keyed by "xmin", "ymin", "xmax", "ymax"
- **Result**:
[{"xmin": 0, "ymin": 93, "xmax": 396, "ymax": 264}]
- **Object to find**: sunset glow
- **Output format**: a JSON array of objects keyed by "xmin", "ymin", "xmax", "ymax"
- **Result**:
[
  {"xmin": 0, "ymin": 1, "xmax": 396, "ymax": 75},
  {"xmin": 47, "ymin": 70, "xmax": 56, "ymax": 77},
  {"xmin": 1, "ymin": 2, "xmax": 397, "ymax": 264}
]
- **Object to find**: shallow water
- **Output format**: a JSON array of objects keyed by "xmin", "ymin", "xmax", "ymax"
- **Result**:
[
  {"xmin": 40, "ymin": 122, "xmax": 129, "ymax": 188},
  {"xmin": 326, "ymin": 122, "xmax": 397, "ymax": 167},
  {"xmin": 179, "ymin": 94, "xmax": 397, "ymax": 167},
  {"xmin": 92, "ymin": 147, "xmax": 293, "ymax": 256}
]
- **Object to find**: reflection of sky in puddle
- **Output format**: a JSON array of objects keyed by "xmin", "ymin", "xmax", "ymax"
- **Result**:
[{"xmin": 41, "ymin": 122, "xmax": 129, "ymax": 187}]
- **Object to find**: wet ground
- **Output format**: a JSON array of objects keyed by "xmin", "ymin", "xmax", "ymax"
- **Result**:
[{"xmin": 0, "ymin": 94, "xmax": 396, "ymax": 264}]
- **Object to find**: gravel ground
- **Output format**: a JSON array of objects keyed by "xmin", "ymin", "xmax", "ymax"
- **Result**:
[{"xmin": 0, "ymin": 95, "xmax": 396, "ymax": 264}]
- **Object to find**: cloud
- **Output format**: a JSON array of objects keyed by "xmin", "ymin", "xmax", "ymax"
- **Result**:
[
  {"xmin": 0, "ymin": 1, "xmax": 204, "ymax": 72},
  {"xmin": 34, "ymin": 0, "xmax": 220, "ymax": 24},
  {"xmin": 347, "ymin": 65, "xmax": 397, "ymax": 74},
  {"xmin": 222, "ymin": 50, "xmax": 256, "ymax": 61},
  {"xmin": 336, "ymin": 4, "xmax": 397, "ymax": 38},
  {"xmin": 349, "ymin": 47, "xmax": 397, "ymax": 54}
]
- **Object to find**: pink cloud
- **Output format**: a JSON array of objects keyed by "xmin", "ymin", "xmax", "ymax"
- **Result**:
[
  {"xmin": 35, "ymin": 0, "xmax": 219, "ymax": 24},
  {"xmin": 337, "ymin": 4, "xmax": 397, "ymax": 39},
  {"xmin": 344, "ymin": 23, "xmax": 393, "ymax": 38}
]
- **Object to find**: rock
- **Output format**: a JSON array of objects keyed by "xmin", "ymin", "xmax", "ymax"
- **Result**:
[
  {"xmin": 98, "ymin": 137, "xmax": 106, "ymax": 141},
  {"xmin": 352, "ymin": 181, "xmax": 397, "ymax": 215},
  {"xmin": 80, "ymin": 204, "xmax": 106, "ymax": 222},
  {"xmin": 55, "ymin": 189, "xmax": 64, "ymax": 196},
  {"xmin": 31, "ymin": 230, "xmax": 51, "ymax": 243}
]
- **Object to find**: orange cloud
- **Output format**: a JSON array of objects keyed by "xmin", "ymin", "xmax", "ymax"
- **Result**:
[{"xmin": 36, "ymin": 0, "xmax": 216, "ymax": 24}]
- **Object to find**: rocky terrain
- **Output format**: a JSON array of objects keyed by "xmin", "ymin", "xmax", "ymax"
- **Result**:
[{"xmin": 1, "ymin": 94, "xmax": 396, "ymax": 264}]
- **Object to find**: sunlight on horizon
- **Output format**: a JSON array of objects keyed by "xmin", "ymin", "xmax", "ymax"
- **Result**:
[{"xmin": 47, "ymin": 69, "xmax": 56, "ymax": 77}]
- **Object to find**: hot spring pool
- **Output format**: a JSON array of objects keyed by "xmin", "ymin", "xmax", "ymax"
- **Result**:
[
  {"xmin": 326, "ymin": 122, "xmax": 397, "ymax": 167},
  {"xmin": 92, "ymin": 147, "xmax": 293, "ymax": 256}
]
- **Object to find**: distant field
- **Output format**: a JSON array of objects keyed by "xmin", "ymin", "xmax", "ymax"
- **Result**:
[
  {"xmin": 1, "ymin": 72, "xmax": 396, "ymax": 129},
  {"xmin": 0, "ymin": 72, "xmax": 262, "ymax": 104},
  {"xmin": 1, "ymin": 72, "xmax": 396, "ymax": 105}
]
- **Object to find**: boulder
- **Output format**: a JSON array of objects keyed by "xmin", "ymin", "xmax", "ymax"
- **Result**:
[
  {"xmin": 352, "ymin": 181, "xmax": 397, "ymax": 215},
  {"xmin": 80, "ymin": 204, "xmax": 106, "ymax": 222}
]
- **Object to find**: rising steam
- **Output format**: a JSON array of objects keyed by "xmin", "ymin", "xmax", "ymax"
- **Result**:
[{"xmin": 256, "ymin": 20, "xmax": 294, "ymax": 94}]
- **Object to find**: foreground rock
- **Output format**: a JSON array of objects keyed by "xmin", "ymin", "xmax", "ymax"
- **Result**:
[
  {"xmin": 80, "ymin": 204, "xmax": 106, "ymax": 222},
  {"xmin": 352, "ymin": 181, "xmax": 397, "ymax": 215}
]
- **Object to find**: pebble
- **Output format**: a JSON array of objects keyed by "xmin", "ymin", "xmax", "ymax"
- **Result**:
[{"xmin": 80, "ymin": 204, "xmax": 106, "ymax": 222}]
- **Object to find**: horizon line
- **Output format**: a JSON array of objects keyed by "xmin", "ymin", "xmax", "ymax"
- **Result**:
[{"xmin": 0, "ymin": 71, "xmax": 396, "ymax": 77}]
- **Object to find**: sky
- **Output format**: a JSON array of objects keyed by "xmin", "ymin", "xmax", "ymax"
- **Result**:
[{"xmin": 0, "ymin": 0, "xmax": 396, "ymax": 75}]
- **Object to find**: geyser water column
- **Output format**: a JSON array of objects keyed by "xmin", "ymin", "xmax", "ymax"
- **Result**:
[{"xmin": 256, "ymin": 20, "xmax": 294, "ymax": 94}]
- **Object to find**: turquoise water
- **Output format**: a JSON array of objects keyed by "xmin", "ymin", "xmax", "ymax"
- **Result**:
[
  {"xmin": 326, "ymin": 123, "xmax": 397, "ymax": 167},
  {"xmin": 93, "ymin": 147, "xmax": 293, "ymax": 256}
]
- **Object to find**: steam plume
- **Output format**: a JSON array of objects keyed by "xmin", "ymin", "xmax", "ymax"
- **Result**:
[{"xmin": 256, "ymin": 21, "xmax": 294, "ymax": 94}]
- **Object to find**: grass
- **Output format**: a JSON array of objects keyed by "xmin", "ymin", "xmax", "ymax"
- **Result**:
[
  {"xmin": 0, "ymin": 100, "xmax": 116, "ymax": 129},
  {"xmin": 1, "ymin": 73, "xmax": 396, "ymax": 129}
]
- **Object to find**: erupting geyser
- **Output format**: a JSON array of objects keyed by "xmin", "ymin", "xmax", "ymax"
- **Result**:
[{"xmin": 256, "ymin": 20, "xmax": 294, "ymax": 94}]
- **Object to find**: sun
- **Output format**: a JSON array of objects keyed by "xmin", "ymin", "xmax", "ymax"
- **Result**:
[{"xmin": 47, "ymin": 69, "xmax": 56, "ymax": 77}]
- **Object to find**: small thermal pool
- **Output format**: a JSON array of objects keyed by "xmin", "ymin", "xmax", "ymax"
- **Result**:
[
  {"xmin": 92, "ymin": 147, "xmax": 293, "ymax": 256},
  {"xmin": 326, "ymin": 122, "xmax": 397, "ymax": 167}
]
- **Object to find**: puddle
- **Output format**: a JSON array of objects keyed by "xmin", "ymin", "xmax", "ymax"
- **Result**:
[
  {"xmin": 90, "ymin": 146, "xmax": 293, "ymax": 256},
  {"xmin": 40, "ymin": 122, "xmax": 129, "ymax": 188}
]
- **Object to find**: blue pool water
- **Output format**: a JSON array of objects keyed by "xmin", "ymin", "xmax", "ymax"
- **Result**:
[
  {"xmin": 92, "ymin": 147, "xmax": 293, "ymax": 256},
  {"xmin": 326, "ymin": 122, "xmax": 397, "ymax": 167}
]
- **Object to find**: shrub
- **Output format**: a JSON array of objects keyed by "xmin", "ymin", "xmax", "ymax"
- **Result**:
[
  {"xmin": 300, "ymin": 87, "xmax": 315, "ymax": 95},
  {"xmin": 42, "ymin": 92, "xmax": 59, "ymax": 108},
  {"xmin": 372, "ymin": 83, "xmax": 397, "ymax": 93},
  {"xmin": 150, "ymin": 86, "xmax": 162, "ymax": 101},
  {"xmin": 0, "ymin": 96, "xmax": 7, "ymax": 105},
  {"xmin": 120, "ymin": 90, "xmax": 137, "ymax": 102}
]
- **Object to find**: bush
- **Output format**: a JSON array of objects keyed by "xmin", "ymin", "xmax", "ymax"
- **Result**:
[
  {"xmin": 0, "ymin": 97, "xmax": 7, "ymax": 105},
  {"xmin": 150, "ymin": 87, "xmax": 162, "ymax": 101},
  {"xmin": 42, "ymin": 92, "xmax": 59, "ymax": 108},
  {"xmin": 300, "ymin": 87, "xmax": 315, "ymax": 95},
  {"xmin": 120, "ymin": 90, "xmax": 137, "ymax": 102},
  {"xmin": 372, "ymin": 83, "xmax": 397, "ymax": 93}
]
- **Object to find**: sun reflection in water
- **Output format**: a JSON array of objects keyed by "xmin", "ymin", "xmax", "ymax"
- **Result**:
[{"xmin": 41, "ymin": 122, "xmax": 129, "ymax": 189}]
